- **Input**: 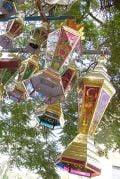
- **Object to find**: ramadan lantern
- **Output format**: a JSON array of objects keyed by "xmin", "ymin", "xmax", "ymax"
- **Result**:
[
  {"xmin": 23, "ymin": 24, "xmax": 84, "ymax": 104},
  {"xmin": 26, "ymin": 22, "xmax": 49, "ymax": 54},
  {"xmin": 0, "ymin": 56, "xmax": 20, "ymax": 69},
  {"xmin": 0, "ymin": 0, "xmax": 17, "ymax": 17},
  {"xmin": 7, "ymin": 81, "xmax": 26, "ymax": 102},
  {"xmin": 56, "ymin": 56, "xmax": 116, "ymax": 177},
  {"xmin": 0, "ymin": 55, "xmax": 21, "ymax": 85},
  {"xmin": 0, "ymin": 18, "xmax": 23, "ymax": 49},
  {"xmin": 61, "ymin": 67, "xmax": 77, "ymax": 97},
  {"xmin": 36, "ymin": 103, "xmax": 64, "ymax": 129},
  {"xmin": 18, "ymin": 54, "xmax": 40, "ymax": 81},
  {"xmin": 23, "ymin": 68, "xmax": 64, "ymax": 104}
]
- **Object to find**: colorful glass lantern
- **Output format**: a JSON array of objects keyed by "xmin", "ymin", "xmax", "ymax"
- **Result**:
[
  {"xmin": 6, "ymin": 18, "xmax": 24, "ymax": 39},
  {"xmin": 23, "ymin": 68, "xmax": 64, "ymax": 104},
  {"xmin": 0, "ymin": 67, "xmax": 18, "ymax": 86},
  {"xmin": 0, "ymin": 0, "xmax": 17, "ymax": 17},
  {"xmin": 26, "ymin": 22, "xmax": 49, "ymax": 54},
  {"xmin": 0, "ymin": 56, "xmax": 20, "ymax": 68},
  {"xmin": 18, "ymin": 54, "xmax": 40, "ymax": 81},
  {"xmin": 78, "ymin": 56, "xmax": 116, "ymax": 135},
  {"xmin": 56, "ymin": 56, "xmax": 116, "ymax": 177},
  {"xmin": 36, "ymin": 103, "xmax": 64, "ymax": 129},
  {"xmin": 7, "ymin": 82, "xmax": 26, "ymax": 102},
  {"xmin": 0, "ymin": 18, "xmax": 23, "ymax": 49},
  {"xmin": 26, "ymin": 39, "xmax": 40, "ymax": 54},
  {"xmin": 61, "ymin": 67, "xmax": 77, "ymax": 97},
  {"xmin": 50, "ymin": 26, "xmax": 82, "ymax": 72}
]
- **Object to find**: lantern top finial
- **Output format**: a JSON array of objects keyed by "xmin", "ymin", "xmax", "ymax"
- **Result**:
[
  {"xmin": 92, "ymin": 55, "xmax": 110, "ymax": 81},
  {"xmin": 97, "ymin": 55, "xmax": 106, "ymax": 64}
]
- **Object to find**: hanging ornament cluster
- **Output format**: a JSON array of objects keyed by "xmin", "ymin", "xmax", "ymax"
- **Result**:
[
  {"xmin": 0, "ymin": 1, "xmax": 116, "ymax": 178},
  {"xmin": 23, "ymin": 23, "xmax": 84, "ymax": 104},
  {"xmin": 56, "ymin": 56, "xmax": 116, "ymax": 177}
]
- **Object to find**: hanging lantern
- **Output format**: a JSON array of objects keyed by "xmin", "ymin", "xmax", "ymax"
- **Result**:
[
  {"xmin": 0, "ymin": 55, "xmax": 21, "ymax": 85},
  {"xmin": 56, "ymin": 56, "xmax": 116, "ymax": 177},
  {"xmin": 32, "ymin": 22, "xmax": 50, "ymax": 48},
  {"xmin": 0, "ymin": 0, "xmax": 17, "ymax": 17},
  {"xmin": 23, "ymin": 68, "xmax": 64, "ymax": 104},
  {"xmin": 18, "ymin": 54, "xmax": 40, "ymax": 81},
  {"xmin": 46, "ymin": 23, "xmax": 84, "ymax": 72},
  {"xmin": 0, "ymin": 56, "xmax": 20, "ymax": 68},
  {"xmin": 6, "ymin": 18, "xmax": 24, "ymax": 38},
  {"xmin": 0, "ymin": 18, "xmax": 23, "ymax": 49},
  {"xmin": 25, "ymin": 38, "xmax": 40, "ymax": 54},
  {"xmin": 50, "ymin": 26, "xmax": 83, "ymax": 72},
  {"xmin": 0, "ymin": 67, "xmax": 19, "ymax": 86},
  {"xmin": 36, "ymin": 103, "xmax": 64, "ymax": 129},
  {"xmin": 7, "ymin": 82, "xmax": 26, "ymax": 102},
  {"xmin": 61, "ymin": 67, "xmax": 77, "ymax": 97},
  {"xmin": 26, "ymin": 22, "xmax": 49, "ymax": 54}
]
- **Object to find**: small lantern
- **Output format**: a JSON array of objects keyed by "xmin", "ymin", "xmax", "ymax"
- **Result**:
[
  {"xmin": 7, "ymin": 82, "xmax": 26, "ymax": 102},
  {"xmin": 36, "ymin": 103, "xmax": 64, "ymax": 129},
  {"xmin": 0, "ymin": 18, "xmax": 23, "ymax": 49},
  {"xmin": 78, "ymin": 56, "xmax": 116, "ymax": 135},
  {"xmin": 6, "ymin": 18, "xmax": 24, "ymax": 39},
  {"xmin": 0, "ymin": 56, "xmax": 20, "ymax": 68},
  {"xmin": 0, "ymin": 67, "xmax": 18, "ymax": 86},
  {"xmin": 23, "ymin": 68, "xmax": 64, "ymax": 104},
  {"xmin": 18, "ymin": 54, "xmax": 40, "ymax": 81},
  {"xmin": 0, "ymin": 0, "xmax": 17, "ymax": 17},
  {"xmin": 56, "ymin": 56, "xmax": 116, "ymax": 177},
  {"xmin": 26, "ymin": 22, "xmax": 49, "ymax": 54},
  {"xmin": 32, "ymin": 22, "xmax": 49, "ymax": 48},
  {"xmin": 61, "ymin": 67, "xmax": 77, "ymax": 97},
  {"xmin": 25, "ymin": 39, "xmax": 40, "ymax": 54}
]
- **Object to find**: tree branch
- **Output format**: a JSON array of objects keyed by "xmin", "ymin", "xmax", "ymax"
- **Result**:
[{"xmin": 89, "ymin": 12, "xmax": 104, "ymax": 25}]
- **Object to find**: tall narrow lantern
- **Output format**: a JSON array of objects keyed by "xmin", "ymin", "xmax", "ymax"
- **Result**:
[
  {"xmin": 56, "ymin": 56, "xmax": 116, "ymax": 177},
  {"xmin": 23, "ymin": 24, "xmax": 83, "ymax": 104}
]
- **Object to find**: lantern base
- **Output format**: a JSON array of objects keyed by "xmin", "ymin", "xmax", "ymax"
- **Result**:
[{"xmin": 56, "ymin": 134, "xmax": 101, "ymax": 177}]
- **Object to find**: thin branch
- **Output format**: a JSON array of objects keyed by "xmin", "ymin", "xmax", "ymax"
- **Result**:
[{"xmin": 89, "ymin": 12, "xmax": 104, "ymax": 25}]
